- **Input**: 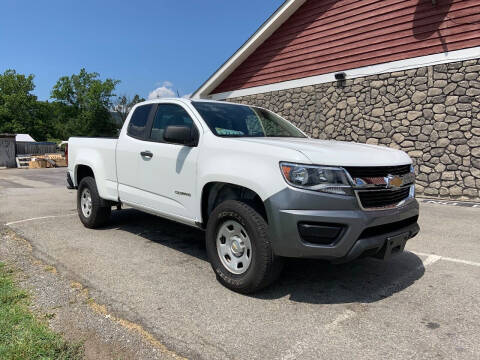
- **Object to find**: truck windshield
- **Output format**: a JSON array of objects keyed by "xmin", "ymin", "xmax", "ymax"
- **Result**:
[{"xmin": 191, "ymin": 101, "xmax": 306, "ymax": 138}]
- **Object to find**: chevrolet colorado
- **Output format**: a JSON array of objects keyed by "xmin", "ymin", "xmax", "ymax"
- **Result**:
[{"xmin": 68, "ymin": 98, "xmax": 420, "ymax": 293}]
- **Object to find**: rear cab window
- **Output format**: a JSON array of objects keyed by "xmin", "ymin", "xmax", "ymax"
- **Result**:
[{"xmin": 127, "ymin": 104, "xmax": 154, "ymax": 139}]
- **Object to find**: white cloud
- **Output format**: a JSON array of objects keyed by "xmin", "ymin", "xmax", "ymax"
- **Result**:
[
  {"xmin": 154, "ymin": 80, "xmax": 173, "ymax": 88},
  {"xmin": 148, "ymin": 81, "xmax": 175, "ymax": 100}
]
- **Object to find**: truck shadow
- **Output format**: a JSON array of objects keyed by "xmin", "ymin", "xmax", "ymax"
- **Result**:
[
  {"xmin": 257, "ymin": 254, "xmax": 424, "ymax": 304},
  {"xmin": 105, "ymin": 208, "xmax": 425, "ymax": 305}
]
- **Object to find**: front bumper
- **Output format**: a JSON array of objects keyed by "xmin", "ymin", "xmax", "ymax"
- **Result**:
[{"xmin": 264, "ymin": 187, "xmax": 420, "ymax": 261}]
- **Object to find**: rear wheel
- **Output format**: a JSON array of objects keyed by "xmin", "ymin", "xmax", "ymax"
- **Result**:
[
  {"xmin": 77, "ymin": 176, "xmax": 111, "ymax": 228},
  {"xmin": 206, "ymin": 200, "xmax": 283, "ymax": 294}
]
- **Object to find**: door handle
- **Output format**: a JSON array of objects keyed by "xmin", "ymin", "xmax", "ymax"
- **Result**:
[{"xmin": 140, "ymin": 151, "xmax": 153, "ymax": 158}]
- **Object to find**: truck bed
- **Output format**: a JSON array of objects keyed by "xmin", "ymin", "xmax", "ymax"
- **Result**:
[{"xmin": 68, "ymin": 137, "xmax": 119, "ymax": 201}]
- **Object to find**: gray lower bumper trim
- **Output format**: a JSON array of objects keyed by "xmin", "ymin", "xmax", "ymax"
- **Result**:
[{"xmin": 333, "ymin": 222, "xmax": 420, "ymax": 264}]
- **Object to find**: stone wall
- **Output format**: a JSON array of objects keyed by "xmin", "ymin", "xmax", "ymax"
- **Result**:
[{"xmin": 227, "ymin": 58, "xmax": 480, "ymax": 200}]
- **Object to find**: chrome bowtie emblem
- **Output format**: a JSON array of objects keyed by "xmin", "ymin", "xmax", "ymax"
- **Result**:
[{"xmin": 384, "ymin": 174, "xmax": 403, "ymax": 189}]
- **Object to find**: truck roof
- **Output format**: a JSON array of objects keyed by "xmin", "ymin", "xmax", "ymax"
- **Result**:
[{"xmin": 135, "ymin": 98, "xmax": 249, "ymax": 107}]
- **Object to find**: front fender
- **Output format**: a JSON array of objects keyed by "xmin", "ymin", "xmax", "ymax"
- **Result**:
[{"xmin": 196, "ymin": 137, "xmax": 310, "ymax": 221}]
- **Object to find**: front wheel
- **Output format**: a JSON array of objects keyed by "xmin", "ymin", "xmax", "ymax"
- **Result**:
[
  {"xmin": 77, "ymin": 176, "xmax": 111, "ymax": 229},
  {"xmin": 206, "ymin": 200, "xmax": 283, "ymax": 294}
]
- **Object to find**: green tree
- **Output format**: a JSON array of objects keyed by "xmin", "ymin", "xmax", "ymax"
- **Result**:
[
  {"xmin": 51, "ymin": 68, "xmax": 120, "ymax": 137},
  {"xmin": 36, "ymin": 100, "xmax": 64, "ymax": 141},
  {"xmin": 113, "ymin": 94, "xmax": 145, "ymax": 124},
  {"xmin": 0, "ymin": 69, "xmax": 43, "ymax": 139}
]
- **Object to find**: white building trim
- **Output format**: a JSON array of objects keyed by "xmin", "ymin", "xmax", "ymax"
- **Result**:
[
  {"xmin": 192, "ymin": 0, "xmax": 306, "ymax": 99},
  {"xmin": 207, "ymin": 46, "xmax": 480, "ymax": 101}
]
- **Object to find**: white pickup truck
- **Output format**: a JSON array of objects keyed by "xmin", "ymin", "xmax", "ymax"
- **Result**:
[{"xmin": 68, "ymin": 98, "xmax": 419, "ymax": 293}]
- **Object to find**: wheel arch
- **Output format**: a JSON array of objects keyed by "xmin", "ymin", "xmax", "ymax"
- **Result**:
[
  {"xmin": 75, "ymin": 164, "xmax": 95, "ymax": 185},
  {"xmin": 76, "ymin": 166, "xmax": 114, "ymax": 208},
  {"xmin": 200, "ymin": 182, "xmax": 268, "ymax": 228}
]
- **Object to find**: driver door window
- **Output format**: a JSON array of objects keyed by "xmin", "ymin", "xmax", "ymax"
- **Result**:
[{"xmin": 149, "ymin": 104, "xmax": 194, "ymax": 143}]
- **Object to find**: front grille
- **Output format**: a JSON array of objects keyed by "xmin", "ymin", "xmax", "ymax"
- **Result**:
[
  {"xmin": 345, "ymin": 165, "xmax": 411, "ymax": 178},
  {"xmin": 357, "ymin": 187, "xmax": 411, "ymax": 209}
]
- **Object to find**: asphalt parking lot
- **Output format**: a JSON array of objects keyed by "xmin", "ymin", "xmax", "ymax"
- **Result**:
[{"xmin": 1, "ymin": 168, "xmax": 479, "ymax": 359}]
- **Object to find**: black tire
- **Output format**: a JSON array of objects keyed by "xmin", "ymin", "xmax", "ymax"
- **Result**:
[
  {"xmin": 77, "ymin": 176, "xmax": 111, "ymax": 229},
  {"xmin": 206, "ymin": 200, "xmax": 284, "ymax": 294}
]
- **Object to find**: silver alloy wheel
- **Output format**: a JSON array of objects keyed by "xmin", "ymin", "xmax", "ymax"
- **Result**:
[
  {"xmin": 80, "ymin": 188, "xmax": 93, "ymax": 218},
  {"xmin": 216, "ymin": 220, "xmax": 252, "ymax": 275}
]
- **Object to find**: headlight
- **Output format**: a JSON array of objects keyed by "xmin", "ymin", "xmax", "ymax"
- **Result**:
[{"xmin": 280, "ymin": 162, "xmax": 353, "ymax": 196}]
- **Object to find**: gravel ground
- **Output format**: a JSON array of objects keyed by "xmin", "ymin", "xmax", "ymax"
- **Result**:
[{"xmin": 0, "ymin": 226, "xmax": 183, "ymax": 360}]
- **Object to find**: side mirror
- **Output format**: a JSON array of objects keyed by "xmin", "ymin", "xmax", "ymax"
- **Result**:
[{"xmin": 164, "ymin": 125, "xmax": 198, "ymax": 147}]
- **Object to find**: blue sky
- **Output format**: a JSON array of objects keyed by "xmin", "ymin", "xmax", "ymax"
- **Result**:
[{"xmin": 1, "ymin": 0, "xmax": 285, "ymax": 101}]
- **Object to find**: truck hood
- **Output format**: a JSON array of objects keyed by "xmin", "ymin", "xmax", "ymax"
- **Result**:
[{"xmin": 235, "ymin": 137, "xmax": 412, "ymax": 167}]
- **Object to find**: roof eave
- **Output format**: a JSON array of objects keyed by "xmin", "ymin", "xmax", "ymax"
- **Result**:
[{"xmin": 192, "ymin": 0, "xmax": 306, "ymax": 99}]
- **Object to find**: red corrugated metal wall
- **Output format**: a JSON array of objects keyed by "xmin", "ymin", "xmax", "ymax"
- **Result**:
[{"xmin": 212, "ymin": 0, "xmax": 480, "ymax": 94}]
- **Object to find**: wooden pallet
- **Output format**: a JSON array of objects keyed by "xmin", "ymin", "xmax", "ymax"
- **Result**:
[
  {"xmin": 15, "ymin": 153, "xmax": 67, "ymax": 169},
  {"xmin": 43, "ymin": 153, "xmax": 64, "ymax": 160},
  {"xmin": 28, "ymin": 157, "xmax": 67, "ymax": 169},
  {"xmin": 29, "ymin": 159, "xmax": 49, "ymax": 168},
  {"xmin": 16, "ymin": 156, "xmax": 32, "ymax": 169},
  {"xmin": 34, "ymin": 153, "xmax": 67, "ymax": 167}
]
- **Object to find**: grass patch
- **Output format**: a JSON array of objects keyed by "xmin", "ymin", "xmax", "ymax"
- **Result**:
[{"xmin": 0, "ymin": 262, "xmax": 83, "ymax": 359}]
